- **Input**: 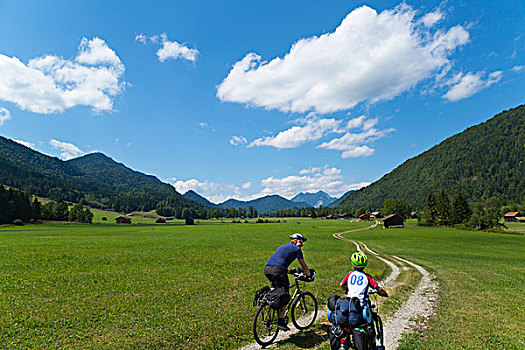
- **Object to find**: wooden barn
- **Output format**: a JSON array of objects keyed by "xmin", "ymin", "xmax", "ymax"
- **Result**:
[
  {"xmin": 379, "ymin": 214, "xmax": 404, "ymax": 228},
  {"xmin": 371, "ymin": 211, "xmax": 381, "ymax": 219},
  {"xmin": 504, "ymin": 212, "xmax": 523, "ymax": 223},
  {"xmin": 115, "ymin": 216, "xmax": 131, "ymax": 224},
  {"xmin": 358, "ymin": 213, "xmax": 370, "ymax": 221}
]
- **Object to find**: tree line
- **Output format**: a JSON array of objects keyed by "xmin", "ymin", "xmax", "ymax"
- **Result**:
[{"xmin": 0, "ymin": 185, "xmax": 93, "ymax": 224}]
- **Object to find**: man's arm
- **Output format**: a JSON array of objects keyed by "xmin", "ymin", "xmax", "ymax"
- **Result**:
[{"xmin": 298, "ymin": 258, "xmax": 311, "ymax": 277}]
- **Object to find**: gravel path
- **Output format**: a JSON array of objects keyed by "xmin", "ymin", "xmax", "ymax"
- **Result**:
[{"xmin": 240, "ymin": 224, "xmax": 439, "ymax": 349}]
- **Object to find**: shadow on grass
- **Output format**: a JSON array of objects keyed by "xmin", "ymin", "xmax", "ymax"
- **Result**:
[{"xmin": 278, "ymin": 324, "xmax": 329, "ymax": 348}]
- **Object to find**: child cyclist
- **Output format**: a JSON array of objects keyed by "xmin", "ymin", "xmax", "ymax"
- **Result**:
[{"xmin": 341, "ymin": 251, "xmax": 388, "ymax": 310}]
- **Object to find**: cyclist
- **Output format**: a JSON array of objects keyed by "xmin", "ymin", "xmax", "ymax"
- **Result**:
[
  {"xmin": 265, "ymin": 233, "xmax": 312, "ymax": 331},
  {"xmin": 341, "ymin": 251, "xmax": 388, "ymax": 306}
]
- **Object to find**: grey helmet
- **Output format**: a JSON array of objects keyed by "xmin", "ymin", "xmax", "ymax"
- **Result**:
[{"xmin": 290, "ymin": 233, "xmax": 307, "ymax": 242}]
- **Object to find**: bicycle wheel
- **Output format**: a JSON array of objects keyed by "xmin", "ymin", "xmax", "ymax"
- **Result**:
[
  {"xmin": 290, "ymin": 291, "xmax": 318, "ymax": 330},
  {"xmin": 253, "ymin": 303, "xmax": 280, "ymax": 346},
  {"xmin": 373, "ymin": 314, "xmax": 384, "ymax": 348}
]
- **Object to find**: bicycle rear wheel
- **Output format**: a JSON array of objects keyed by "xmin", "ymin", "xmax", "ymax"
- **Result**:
[
  {"xmin": 253, "ymin": 303, "xmax": 279, "ymax": 346},
  {"xmin": 291, "ymin": 291, "xmax": 318, "ymax": 330}
]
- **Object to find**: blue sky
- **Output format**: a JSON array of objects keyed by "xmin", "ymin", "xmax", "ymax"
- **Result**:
[{"xmin": 0, "ymin": 0, "xmax": 523, "ymax": 203}]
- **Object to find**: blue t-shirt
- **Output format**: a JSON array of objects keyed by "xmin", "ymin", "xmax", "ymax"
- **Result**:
[{"xmin": 265, "ymin": 244, "xmax": 304, "ymax": 270}]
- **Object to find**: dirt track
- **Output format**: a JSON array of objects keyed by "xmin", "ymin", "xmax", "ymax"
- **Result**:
[{"xmin": 241, "ymin": 223, "xmax": 439, "ymax": 349}]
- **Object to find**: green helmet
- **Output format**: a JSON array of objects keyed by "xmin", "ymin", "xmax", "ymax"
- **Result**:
[{"xmin": 351, "ymin": 251, "xmax": 368, "ymax": 268}]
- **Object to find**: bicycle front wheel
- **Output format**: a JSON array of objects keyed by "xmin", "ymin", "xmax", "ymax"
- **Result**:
[
  {"xmin": 253, "ymin": 303, "xmax": 279, "ymax": 346},
  {"xmin": 290, "ymin": 291, "xmax": 318, "ymax": 330}
]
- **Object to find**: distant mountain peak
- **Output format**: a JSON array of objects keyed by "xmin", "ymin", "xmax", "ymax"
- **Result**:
[{"xmin": 291, "ymin": 191, "xmax": 336, "ymax": 208}]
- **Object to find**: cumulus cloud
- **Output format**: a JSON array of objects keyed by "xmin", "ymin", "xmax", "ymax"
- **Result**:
[
  {"xmin": 230, "ymin": 135, "xmax": 247, "ymax": 146},
  {"xmin": 217, "ymin": 4, "xmax": 468, "ymax": 114},
  {"xmin": 50, "ymin": 139, "xmax": 85, "ymax": 160},
  {"xmin": 317, "ymin": 126, "xmax": 395, "ymax": 158},
  {"xmin": 247, "ymin": 114, "xmax": 393, "ymax": 158},
  {"xmin": 249, "ymin": 116, "xmax": 341, "ymax": 148},
  {"xmin": 0, "ymin": 107, "xmax": 10, "ymax": 125},
  {"xmin": 0, "ymin": 37, "xmax": 125, "ymax": 114},
  {"xmin": 168, "ymin": 178, "xmax": 246, "ymax": 204},
  {"xmin": 137, "ymin": 33, "xmax": 198, "ymax": 63},
  {"xmin": 14, "ymin": 139, "xmax": 34, "ymax": 148},
  {"xmin": 442, "ymin": 70, "xmax": 503, "ymax": 101},
  {"xmin": 169, "ymin": 166, "xmax": 368, "ymax": 203},
  {"xmin": 254, "ymin": 166, "xmax": 369, "ymax": 199},
  {"xmin": 420, "ymin": 9, "xmax": 443, "ymax": 27}
]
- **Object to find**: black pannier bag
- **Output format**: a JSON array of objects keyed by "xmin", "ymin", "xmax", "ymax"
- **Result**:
[
  {"xmin": 265, "ymin": 287, "xmax": 290, "ymax": 310},
  {"xmin": 328, "ymin": 324, "xmax": 347, "ymax": 350},
  {"xmin": 253, "ymin": 286, "xmax": 271, "ymax": 306},
  {"xmin": 327, "ymin": 294, "xmax": 341, "ymax": 311}
]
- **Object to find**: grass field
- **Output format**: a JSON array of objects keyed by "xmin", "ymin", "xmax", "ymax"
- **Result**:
[{"xmin": 0, "ymin": 220, "xmax": 523, "ymax": 349}]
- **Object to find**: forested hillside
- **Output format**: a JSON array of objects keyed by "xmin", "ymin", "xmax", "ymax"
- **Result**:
[
  {"xmin": 0, "ymin": 137, "xmax": 204, "ymax": 213},
  {"xmin": 339, "ymin": 104, "xmax": 525, "ymax": 210}
]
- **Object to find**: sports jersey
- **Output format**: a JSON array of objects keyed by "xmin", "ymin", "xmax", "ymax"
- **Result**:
[
  {"xmin": 265, "ymin": 243, "xmax": 304, "ymax": 270},
  {"xmin": 340, "ymin": 269, "xmax": 379, "ymax": 306}
]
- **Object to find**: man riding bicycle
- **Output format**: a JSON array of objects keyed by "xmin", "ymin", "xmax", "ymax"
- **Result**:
[{"xmin": 265, "ymin": 233, "xmax": 312, "ymax": 331}]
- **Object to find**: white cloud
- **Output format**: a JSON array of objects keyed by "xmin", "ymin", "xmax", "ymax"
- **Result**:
[
  {"xmin": 442, "ymin": 70, "xmax": 503, "ymax": 101},
  {"xmin": 137, "ymin": 33, "xmax": 198, "ymax": 63},
  {"xmin": 242, "ymin": 182, "xmax": 252, "ymax": 189},
  {"xmin": 14, "ymin": 139, "xmax": 34, "ymax": 148},
  {"xmin": 50, "ymin": 139, "xmax": 84, "ymax": 160},
  {"xmin": 247, "ymin": 114, "xmax": 393, "ymax": 158},
  {"xmin": 420, "ymin": 9, "xmax": 443, "ymax": 27},
  {"xmin": 0, "ymin": 107, "xmax": 10, "ymax": 125},
  {"xmin": 317, "ymin": 127, "xmax": 395, "ymax": 158},
  {"xmin": 230, "ymin": 135, "xmax": 247, "ymax": 146},
  {"xmin": 168, "ymin": 178, "xmax": 246, "ymax": 204},
  {"xmin": 0, "ymin": 37, "xmax": 125, "ymax": 114},
  {"xmin": 135, "ymin": 33, "xmax": 148, "ymax": 44},
  {"xmin": 217, "ymin": 4, "xmax": 468, "ymax": 114},
  {"xmin": 254, "ymin": 166, "xmax": 369, "ymax": 199},
  {"xmin": 512, "ymin": 65, "xmax": 525, "ymax": 73},
  {"xmin": 157, "ymin": 35, "xmax": 199, "ymax": 62},
  {"xmin": 249, "ymin": 117, "xmax": 341, "ymax": 148}
]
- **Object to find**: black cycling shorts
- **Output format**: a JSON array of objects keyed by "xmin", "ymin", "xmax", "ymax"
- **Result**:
[{"xmin": 264, "ymin": 265, "xmax": 290, "ymax": 290}]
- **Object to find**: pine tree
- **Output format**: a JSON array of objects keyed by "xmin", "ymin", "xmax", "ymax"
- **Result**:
[{"xmin": 436, "ymin": 190, "xmax": 451, "ymax": 226}]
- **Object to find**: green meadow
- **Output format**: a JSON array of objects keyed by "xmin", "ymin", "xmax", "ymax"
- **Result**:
[{"xmin": 0, "ymin": 220, "xmax": 523, "ymax": 349}]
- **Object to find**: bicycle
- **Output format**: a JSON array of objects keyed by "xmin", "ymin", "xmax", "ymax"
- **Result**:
[
  {"xmin": 252, "ymin": 270, "xmax": 318, "ymax": 347},
  {"xmin": 329, "ymin": 290, "xmax": 385, "ymax": 350}
]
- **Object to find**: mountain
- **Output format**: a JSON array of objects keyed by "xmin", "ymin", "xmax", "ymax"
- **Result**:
[
  {"xmin": 183, "ymin": 190, "xmax": 216, "ymax": 207},
  {"xmin": 339, "ymin": 104, "xmax": 525, "ymax": 210},
  {"xmin": 0, "ymin": 137, "xmax": 202, "ymax": 212},
  {"xmin": 327, "ymin": 190, "xmax": 355, "ymax": 208},
  {"xmin": 217, "ymin": 194, "xmax": 310, "ymax": 213},
  {"xmin": 291, "ymin": 191, "xmax": 336, "ymax": 208}
]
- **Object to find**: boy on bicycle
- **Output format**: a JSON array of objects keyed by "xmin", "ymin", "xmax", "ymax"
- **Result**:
[
  {"xmin": 265, "ymin": 233, "xmax": 312, "ymax": 331},
  {"xmin": 341, "ymin": 251, "xmax": 388, "ymax": 308}
]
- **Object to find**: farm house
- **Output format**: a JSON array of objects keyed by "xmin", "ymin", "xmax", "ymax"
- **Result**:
[
  {"xmin": 504, "ymin": 212, "xmax": 523, "ymax": 222},
  {"xmin": 358, "ymin": 213, "xmax": 370, "ymax": 221},
  {"xmin": 115, "ymin": 216, "xmax": 132, "ymax": 224},
  {"xmin": 379, "ymin": 214, "xmax": 404, "ymax": 228}
]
